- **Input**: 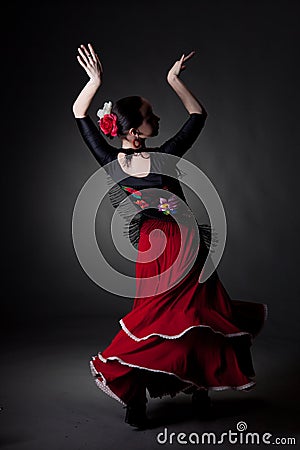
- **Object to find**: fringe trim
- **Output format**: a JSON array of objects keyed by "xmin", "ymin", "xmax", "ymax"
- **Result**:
[
  {"xmin": 119, "ymin": 318, "xmax": 254, "ymax": 342},
  {"xmin": 198, "ymin": 223, "xmax": 219, "ymax": 253},
  {"xmin": 106, "ymin": 173, "xmax": 144, "ymax": 250},
  {"xmin": 91, "ymin": 175, "xmax": 264, "ymax": 404},
  {"xmin": 106, "ymin": 172, "xmax": 219, "ymax": 252}
]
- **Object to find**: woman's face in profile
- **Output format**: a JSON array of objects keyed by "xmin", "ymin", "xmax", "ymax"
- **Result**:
[{"xmin": 138, "ymin": 99, "xmax": 160, "ymax": 138}]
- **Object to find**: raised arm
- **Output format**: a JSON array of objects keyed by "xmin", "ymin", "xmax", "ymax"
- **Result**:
[
  {"xmin": 73, "ymin": 43, "xmax": 116, "ymax": 166},
  {"xmin": 159, "ymin": 52, "xmax": 208, "ymax": 157},
  {"xmin": 159, "ymin": 113, "xmax": 207, "ymax": 157},
  {"xmin": 72, "ymin": 43, "xmax": 103, "ymax": 118},
  {"xmin": 167, "ymin": 51, "xmax": 207, "ymax": 115}
]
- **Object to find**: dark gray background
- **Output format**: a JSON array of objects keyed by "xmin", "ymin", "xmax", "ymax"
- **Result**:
[
  {"xmin": 1, "ymin": 1, "xmax": 299, "ymax": 449},
  {"xmin": 3, "ymin": 0, "xmax": 300, "ymax": 334}
]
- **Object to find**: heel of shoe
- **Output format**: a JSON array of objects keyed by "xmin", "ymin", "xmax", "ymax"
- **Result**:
[
  {"xmin": 192, "ymin": 389, "xmax": 213, "ymax": 419},
  {"xmin": 124, "ymin": 402, "xmax": 148, "ymax": 428}
]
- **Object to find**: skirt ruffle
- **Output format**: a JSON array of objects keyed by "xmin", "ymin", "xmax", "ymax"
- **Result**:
[{"xmin": 89, "ymin": 218, "xmax": 268, "ymax": 406}]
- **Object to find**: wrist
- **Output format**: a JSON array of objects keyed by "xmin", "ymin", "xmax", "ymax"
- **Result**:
[
  {"xmin": 167, "ymin": 74, "xmax": 179, "ymax": 86},
  {"xmin": 168, "ymin": 75, "xmax": 182, "ymax": 90},
  {"xmin": 87, "ymin": 78, "xmax": 101, "ymax": 89}
]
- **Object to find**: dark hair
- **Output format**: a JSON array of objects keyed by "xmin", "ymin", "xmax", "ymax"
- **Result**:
[
  {"xmin": 110, "ymin": 96, "xmax": 148, "ymax": 167},
  {"xmin": 111, "ymin": 96, "xmax": 144, "ymax": 138}
]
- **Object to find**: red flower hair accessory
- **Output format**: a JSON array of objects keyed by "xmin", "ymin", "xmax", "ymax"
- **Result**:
[{"xmin": 97, "ymin": 101, "xmax": 118, "ymax": 137}]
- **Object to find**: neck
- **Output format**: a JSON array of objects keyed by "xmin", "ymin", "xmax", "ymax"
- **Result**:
[{"xmin": 121, "ymin": 138, "xmax": 146, "ymax": 150}]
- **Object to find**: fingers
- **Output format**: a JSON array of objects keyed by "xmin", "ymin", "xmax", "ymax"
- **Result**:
[
  {"xmin": 89, "ymin": 43, "xmax": 104, "ymax": 73},
  {"xmin": 77, "ymin": 54, "xmax": 87, "ymax": 69},
  {"xmin": 78, "ymin": 45, "xmax": 90, "ymax": 66},
  {"xmin": 183, "ymin": 50, "xmax": 196, "ymax": 62},
  {"xmin": 178, "ymin": 51, "xmax": 195, "ymax": 65},
  {"xmin": 79, "ymin": 43, "xmax": 95, "ymax": 66},
  {"xmin": 87, "ymin": 43, "xmax": 98, "ymax": 64},
  {"xmin": 78, "ymin": 43, "xmax": 103, "ymax": 73},
  {"xmin": 96, "ymin": 54, "xmax": 103, "ymax": 73},
  {"xmin": 94, "ymin": 51, "xmax": 103, "ymax": 73}
]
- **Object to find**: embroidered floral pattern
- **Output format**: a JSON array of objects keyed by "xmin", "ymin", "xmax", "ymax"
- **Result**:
[
  {"xmin": 121, "ymin": 186, "xmax": 149, "ymax": 209},
  {"xmin": 121, "ymin": 185, "xmax": 179, "ymax": 214},
  {"xmin": 157, "ymin": 195, "xmax": 178, "ymax": 215}
]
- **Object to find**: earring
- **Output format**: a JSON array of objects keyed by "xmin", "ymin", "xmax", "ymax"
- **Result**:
[{"xmin": 132, "ymin": 138, "xmax": 141, "ymax": 149}]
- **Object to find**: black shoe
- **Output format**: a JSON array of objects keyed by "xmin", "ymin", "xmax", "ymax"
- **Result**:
[
  {"xmin": 192, "ymin": 389, "xmax": 213, "ymax": 419},
  {"xmin": 124, "ymin": 403, "xmax": 148, "ymax": 429}
]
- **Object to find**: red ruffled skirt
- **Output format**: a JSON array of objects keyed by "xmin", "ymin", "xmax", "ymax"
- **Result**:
[{"xmin": 90, "ymin": 217, "xmax": 268, "ymax": 406}]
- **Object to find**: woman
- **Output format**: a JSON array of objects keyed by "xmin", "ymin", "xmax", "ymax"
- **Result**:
[{"xmin": 73, "ymin": 43, "xmax": 268, "ymax": 428}]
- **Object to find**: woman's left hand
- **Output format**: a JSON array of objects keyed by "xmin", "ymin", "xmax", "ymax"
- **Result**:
[{"xmin": 167, "ymin": 51, "xmax": 195, "ymax": 83}]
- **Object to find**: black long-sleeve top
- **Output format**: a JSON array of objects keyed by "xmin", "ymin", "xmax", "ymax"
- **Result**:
[{"xmin": 75, "ymin": 112, "xmax": 208, "ymax": 222}]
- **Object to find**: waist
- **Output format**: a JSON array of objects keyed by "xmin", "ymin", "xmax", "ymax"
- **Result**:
[{"xmin": 121, "ymin": 185, "xmax": 191, "ymax": 220}]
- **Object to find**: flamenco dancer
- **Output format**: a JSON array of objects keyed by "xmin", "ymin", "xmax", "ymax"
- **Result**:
[{"xmin": 73, "ymin": 43, "xmax": 268, "ymax": 428}]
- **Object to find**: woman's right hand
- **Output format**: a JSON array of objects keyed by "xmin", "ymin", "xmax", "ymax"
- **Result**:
[{"xmin": 77, "ymin": 43, "xmax": 103, "ymax": 86}]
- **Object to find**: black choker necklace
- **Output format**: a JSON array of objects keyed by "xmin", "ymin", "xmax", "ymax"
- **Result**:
[
  {"xmin": 123, "ymin": 148, "xmax": 136, "ymax": 155},
  {"xmin": 123, "ymin": 149, "xmax": 145, "ymax": 156}
]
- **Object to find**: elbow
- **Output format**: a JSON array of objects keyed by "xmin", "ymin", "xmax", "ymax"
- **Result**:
[
  {"xmin": 72, "ymin": 103, "xmax": 87, "ymax": 119},
  {"xmin": 189, "ymin": 110, "xmax": 208, "ymax": 120},
  {"xmin": 188, "ymin": 106, "xmax": 208, "ymax": 118},
  {"xmin": 193, "ymin": 107, "xmax": 208, "ymax": 117},
  {"xmin": 200, "ymin": 108, "xmax": 208, "ymax": 119}
]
